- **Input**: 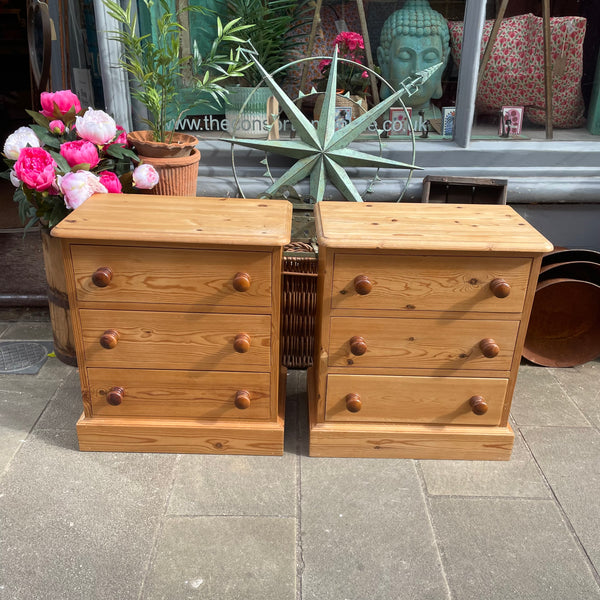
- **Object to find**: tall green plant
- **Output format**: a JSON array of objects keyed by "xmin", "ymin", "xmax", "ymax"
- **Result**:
[
  {"xmin": 225, "ymin": 0, "xmax": 311, "ymax": 86},
  {"xmin": 104, "ymin": 0, "xmax": 253, "ymax": 142}
]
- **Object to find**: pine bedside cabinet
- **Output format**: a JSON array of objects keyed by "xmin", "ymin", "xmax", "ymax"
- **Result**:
[
  {"xmin": 308, "ymin": 202, "xmax": 553, "ymax": 460},
  {"xmin": 52, "ymin": 194, "xmax": 292, "ymax": 455}
]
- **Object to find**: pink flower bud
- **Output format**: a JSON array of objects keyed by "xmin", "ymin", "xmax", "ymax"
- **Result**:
[
  {"xmin": 40, "ymin": 90, "xmax": 81, "ymax": 120},
  {"xmin": 59, "ymin": 171, "xmax": 107, "ymax": 209},
  {"xmin": 361, "ymin": 71, "xmax": 369, "ymax": 79},
  {"xmin": 14, "ymin": 147, "xmax": 57, "ymax": 192},
  {"xmin": 132, "ymin": 164, "xmax": 159, "ymax": 190},
  {"xmin": 98, "ymin": 171, "xmax": 123, "ymax": 193},
  {"xmin": 60, "ymin": 139, "xmax": 100, "ymax": 169},
  {"xmin": 49, "ymin": 120, "xmax": 66, "ymax": 135}
]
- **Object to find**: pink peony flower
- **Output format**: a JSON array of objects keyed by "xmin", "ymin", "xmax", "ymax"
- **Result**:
[
  {"xmin": 59, "ymin": 171, "xmax": 107, "ymax": 209},
  {"xmin": 49, "ymin": 120, "xmax": 66, "ymax": 135},
  {"xmin": 3, "ymin": 126, "xmax": 40, "ymax": 160},
  {"xmin": 361, "ymin": 71, "xmax": 369, "ymax": 79},
  {"xmin": 114, "ymin": 125, "xmax": 128, "ymax": 146},
  {"xmin": 40, "ymin": 90, "xmax": 81, "ymax": 119},
  {"xmin": 98, "ymin": 171, "xmax": 122, "ymax": 193},
  {"xmin": 14, "ymin": 147, "xmax": 57, "ymax": 192},
  {"xmin": 60, "ymin": 139, "xmax": 100, "ymax": 169},
  {"xmin": 132, "ymin": 164, "xmax": 159, "ymax": 189},
  {"xmin": 318, "ymin": 59, "xmax": 332, "ymax": 72},
  {"xmin": 75, "ymin": 108, "xmax": 117, "ymax": 145}
]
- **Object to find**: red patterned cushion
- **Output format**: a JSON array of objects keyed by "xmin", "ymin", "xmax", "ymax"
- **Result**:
[{"xmin": 448, "ymin": 14, "xmax": 586, "ymax": 128}]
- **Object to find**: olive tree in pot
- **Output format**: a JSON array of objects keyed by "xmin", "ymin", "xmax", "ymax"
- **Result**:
[
  {"xmin": 224, "ymin": 0, "xmax": 310, "ymax": 138},
  {"xmin": 104, "ymin": 0, "xmax": 252, "ymax": 195}
]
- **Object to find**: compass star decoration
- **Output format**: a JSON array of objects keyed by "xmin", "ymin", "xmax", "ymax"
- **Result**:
[{"xmin": 223, "ymin": 47, "xmax": 442, "ymax": 202}]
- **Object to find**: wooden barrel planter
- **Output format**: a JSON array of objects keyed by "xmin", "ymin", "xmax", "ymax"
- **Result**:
[{"xmin": 40, "ymin": 228, "xmax": 77, "ymax": 366}]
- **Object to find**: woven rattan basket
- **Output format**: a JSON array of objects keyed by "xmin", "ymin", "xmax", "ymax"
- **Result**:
[{"xmin": 281, "ymin": 241, "xmax": 318, "ymax": 369}]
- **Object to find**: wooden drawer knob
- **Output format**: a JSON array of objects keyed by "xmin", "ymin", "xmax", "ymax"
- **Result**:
[
  {"xmin": 354, "ymin": 275, "xmax": 372, "ymax": 295},
  {"xmin": 479, "ymin": 338, "xmax": 499, "ymax": 358},
  {"xmin": 107, "ymin": 386, "xmax": 124, "ymax": 406},
  {"xmin": 233, "ymin": 272, "xmax": 251, "ymax": 292},
  {"xmin": 345, "ymin": 393, "xmax": 362, "ymax": 413},
  {"xmin": 234, "ymin": 390, "xmax": 251, "ymax": 409},
  {"xmin": 100, "ymin": 329, "xmax": 120, "ymax": 349},
  {"xmin": 233, "ymin": 333, "xmax": 251, "ymax": 353},
  {"xmin": 91, "ymin": 267, "xmax": 113, "ymax": 287},
  {"xmin": 469, "ymin": 395, "xmax": 488, "ymax": 415},
  {"xmin": 349, "ymin": 336, "xmax": 367, "ymax": 356},
  {"xmin": 490, "ymin": 278, "xmax": 511, "ymax": 298}
]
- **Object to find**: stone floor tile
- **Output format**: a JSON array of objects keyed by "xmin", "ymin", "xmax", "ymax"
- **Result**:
[
  {"xmin": 300, "ymin": 458, "xmax": 449, "ymax": 600},
  {"xmin": 0, "ymin": 428, "xmax": 176, "ymax": 600},
  {"xmin": 419, "ymin": 431, "xmax": 551, "ymax": 498},
  {"xmin": 0, "ymin": 321, "xmax": 53, "ymax": 340},
  {"xmin": 34, "ymin": 369, "xmax": 83, "ymax": 431},
  {"xmin": 429, "ymin": 497, "xmax": 600, "ymax": 600},
  {"xmin": 522, "ymin": 426, "xmax": 600, "ymax": 571},
  {"xmin": 511, "ymin": 364, "xmax": 590, "ymax": 427},
  {"xmin": 548, "ymin": 359, "xmax": 600, "ymax": 429},
  {"xmin": 142, "ymin": 516, "xmax": 296, "ymax": 600}
]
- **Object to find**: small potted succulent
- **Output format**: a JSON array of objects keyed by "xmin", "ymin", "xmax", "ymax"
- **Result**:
[{"xmin": 103, "ymin": 0, "xmax": 252, "ymax": 194}]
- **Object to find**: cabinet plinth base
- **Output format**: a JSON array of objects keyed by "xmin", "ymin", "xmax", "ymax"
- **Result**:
[
  {"xmin": 307, "ymin": 368, "xmax": 514, "ymax": 460},
  {"xmin": 76, "ymin": 414, "xmax": 284, "ymax": 455}
]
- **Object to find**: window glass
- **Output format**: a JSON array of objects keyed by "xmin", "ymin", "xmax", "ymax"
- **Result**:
[{"xmin": 467, "ymin": 0, "xmax": 600, "ymax": 141}]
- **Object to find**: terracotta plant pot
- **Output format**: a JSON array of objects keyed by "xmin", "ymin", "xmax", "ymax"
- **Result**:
[
  {"xmin": 127, "ymin": 130, "xmax": 198, "ymax": 158},
  {"xmin": 138, "ymin": 148, "xmax": 201, "ymax": 196}
]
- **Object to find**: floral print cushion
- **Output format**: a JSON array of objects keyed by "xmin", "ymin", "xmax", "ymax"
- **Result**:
[{"xmin": 448, "ymin": 13, "xmax": 586, "ymax": 128}]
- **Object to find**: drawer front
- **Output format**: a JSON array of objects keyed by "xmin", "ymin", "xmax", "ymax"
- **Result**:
[
  {"xmin": 71, "ymin": 245, "xmax": 272, "ymax": 307},
  {"xmin": 331, "ymin": 254, "xmax": 531, "ymax": 313},
  {"xmin": 80, "ymin": 309, "xmax": 271, "ymax": 370},
  {"xmin": 88, "ymin": 368, "xmax": 272, "ymax": 420},
  {"xmin": 329, "ymin": 316, "xmax": 519, "ymax": 371},
  {"xmin": 325, "ymin": 373, "xmax": 507, "ymax": 425}
]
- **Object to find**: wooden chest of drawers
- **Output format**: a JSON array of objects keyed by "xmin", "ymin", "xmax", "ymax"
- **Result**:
[
  {"xmin": 309, "ymin": 202, "xmax": 553, "ymax": 460},
  {"xmin": 52, "ymin": 194, "xmax": 291, "ymax": 455}
]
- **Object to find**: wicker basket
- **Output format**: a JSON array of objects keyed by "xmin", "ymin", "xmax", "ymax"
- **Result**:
[{"xmin": 281, "ymin": 241, "xmax": 318, "ymax": 369}]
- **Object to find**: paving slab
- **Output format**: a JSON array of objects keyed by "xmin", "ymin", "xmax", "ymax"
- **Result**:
[
  {"xmin": 300, "ymin": 457, "xmax": 449, "ymax": 600},
  {"xmin": 0, "ymin": 321, "xmax": 53, "ymax": 341},
  {"xmin": 0, "ymin": 428, "xmax": 176, "ymax": 600},
  {"xmin": 522, "ymin": 426, "xmax": 600, "ymax": 572},
  {"xmin": 548, "ymin": 359, "xmax": 600, "ymax": 429},
  {"xmin": 141, "ymin": 516, "xmax": 296, "ymax": 600},
  {"xmin": 419, "ymin": 431, "xmax": 551, "ymax": 498},
  {"xmin": 429, "ymin": 496, "xmax": 600, "ymax": 600},
  {"xmin": 34, "ymin": 369, "xmax": 83, "ymax": 431},
  {"xmin": 511, "ymin": 364, "xmax": 590, "ymax": 427}
]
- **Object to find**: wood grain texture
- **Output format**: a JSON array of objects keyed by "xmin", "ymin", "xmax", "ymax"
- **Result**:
[
  {"xmin": 76, "ymin": 413, "xmax": 284, "ymax": 455},
  {"xmin": 325, "ymin": 373, "xmax": 507, "ymax": 425},
  {"xmin": 71, "ymin": 245, "xmax": 272, "ymax": 307},
  {"xmin": 315, "ymin": 202, "xmax": 553, "ymax": 252},
  {"xmin": 80, "ymin": 309, "xmax": 271, "ymax": 370},
  {"xmin": 328, "ymin": 316, "xmax": 519, "ymax": 371},
  {"xmin": 87, "ymin": 368, "xmax": 272, "ymax": 419},
  {"xmin": 52, "ymin": 194, "xmax": 292, "ymax": 246},
  {"xmin": 331, "ymin": 254, "xmax": 531, "ymax": 313},
  {"xmin": 307, "ymin": 367, "xmax": 513, "ymax": 459}
]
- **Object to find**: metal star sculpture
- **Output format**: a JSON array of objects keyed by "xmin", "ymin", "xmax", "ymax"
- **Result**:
[{"xmin": 223, "ymin": 48, "xmax": 442, "ymax": 202}]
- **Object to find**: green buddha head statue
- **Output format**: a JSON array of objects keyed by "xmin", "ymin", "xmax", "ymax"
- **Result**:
[{"xmin": 377, "ymin": 0, "xmax": 450, "ymax": 119}]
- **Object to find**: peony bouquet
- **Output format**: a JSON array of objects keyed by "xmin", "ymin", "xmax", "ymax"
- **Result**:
[
  {"xmin": 2, "ymin": 90, "xmax": 159, "ymax": 230},
  {"xmin": 316, "ymin": 31, "xmax": 370, "ymax": 97}
]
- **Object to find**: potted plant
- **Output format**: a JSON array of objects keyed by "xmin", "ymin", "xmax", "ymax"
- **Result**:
[
  {"xmin": 313, "ymin": 31, "xmax": 370, "ymax": 122},
  {"xmin": 223, "ymin": 0, "xmax": 310, "ymax": 138},
  {"xmin": 103, "ymin": 0, "xmax": 252, "ymax": 194},
  {"xmin": 1, "ymin": 89, "xmax": 159, "ymax": 365}
]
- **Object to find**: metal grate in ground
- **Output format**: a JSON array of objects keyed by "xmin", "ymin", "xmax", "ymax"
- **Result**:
[{"xmin": 0, "ymin": 341, "xmax": 50, "ymax": 374}]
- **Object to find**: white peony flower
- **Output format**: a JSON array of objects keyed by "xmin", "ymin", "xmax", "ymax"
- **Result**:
[
  {"xmin": 75, "ymin": 108, "xmax": 117, "ymax": 145},
  {"xmin": 59, "ymin": 171, "xmax": 107, "ymax": 210},
  {"xmin": 132, "ymin": 164, "xmax": 160, "ymax": 189},
  {"xmin": 3, "ymin": 127, "xmax": 41, "ymax": 160},
  {"xmin": 9, "ymin": 169, "xmax": 20, "ymax": 187}
]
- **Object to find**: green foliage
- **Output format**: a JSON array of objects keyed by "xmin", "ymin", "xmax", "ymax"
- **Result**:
[
  {"xmin": 225, "ymin": 0, "xmax": 311, "ymax": 86},
  {"xmin": 103, "ymin": 0, "xmax": 254, "ymax": 142}
]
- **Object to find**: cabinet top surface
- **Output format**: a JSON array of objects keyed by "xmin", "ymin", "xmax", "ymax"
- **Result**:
[
  {"xmin": 51, "ymin": 194, "xmax": 292, "ymax": 246},
  {"xmin": 315, "ymin": 202, "xmax": 553, "ymax": 253}
]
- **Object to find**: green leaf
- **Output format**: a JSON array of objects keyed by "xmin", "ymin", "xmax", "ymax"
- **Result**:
[
  {"xmin": 47, "ymin": 149, "xmax": 71, "ymax": 174},
  {"xmin": 25, "ymin": 110, "xmax": 51, "ymax": 128}
]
